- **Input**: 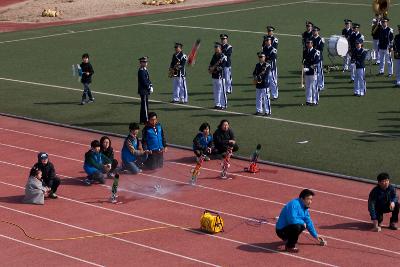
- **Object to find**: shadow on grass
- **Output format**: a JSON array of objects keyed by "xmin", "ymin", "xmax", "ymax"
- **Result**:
[{"xmin": 34, "ymin": 101, "xmax": 80, "ymax": 105}]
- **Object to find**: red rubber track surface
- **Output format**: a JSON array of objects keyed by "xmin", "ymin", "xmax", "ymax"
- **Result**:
[{"xmin": 0, "ymin": 115, "xmax": 400, "ymax": 266}]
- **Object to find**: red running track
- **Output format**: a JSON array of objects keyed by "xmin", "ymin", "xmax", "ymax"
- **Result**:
[{"xmin": 0, "ymin": 115, "xmax": 400, "ymax": 266}]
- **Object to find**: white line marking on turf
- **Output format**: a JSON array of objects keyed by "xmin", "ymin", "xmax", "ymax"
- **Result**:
[
  {"xmin": 0, "ymin": 126, "xmax": 368, "ymax": 202},
  {"xmin": 0, "ymin": 204, "xmax": 220, "ymax": 267},
  {"xmin": 0, "ymin": 77, "xmax": 391, "ymax": 137},
  {"xmin": 0, "ymin": 234, "xmax": 105, "ymax": 267},
  {"xmin": 307, "ymin": 1, "xmax": 371, "ymax": 7}
]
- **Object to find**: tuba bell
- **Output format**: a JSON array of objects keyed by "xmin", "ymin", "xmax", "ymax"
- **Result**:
[{"xmin": 372, "ymin": 0, "xmax": 390, "ymax": 16}]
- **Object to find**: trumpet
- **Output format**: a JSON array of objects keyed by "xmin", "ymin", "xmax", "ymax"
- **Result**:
[
  {"xmin": 168, "ymin": 60, "xmax": 180, "ymax": 78},
  {"xmin": 208, "ymin": 58, "xmax": 223, "ymax": 74},
  {"xmin": 253, "ymin": 63, "xmax": 269, "ymax": 84}
]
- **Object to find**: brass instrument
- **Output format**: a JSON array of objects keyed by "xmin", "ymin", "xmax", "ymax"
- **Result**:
[
  {"xmin": 372, "ymin": 0, "xmax": 389, "ymax": 16},
  {"xmin": 208, "ymin": 58, "xmax": 223, "ymax": 74},
  {"xmin": 168, "ymin": 60, "xmax": 180, "ymax": 78},
  {"xmin": 253, "ymin": 63, "xmax": 270, "ymax": 84}
]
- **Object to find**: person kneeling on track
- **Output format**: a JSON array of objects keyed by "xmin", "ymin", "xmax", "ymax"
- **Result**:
[
  {"xmin": 212, "ymin": 119, "xmax": 238, "ymax": 157},
  {"xmin": 193, "ymin": 122, "xmax": 213, "ymax": 162},
  {"xmin": 23, "ymin": 165, "xmax": 50, "ymax": 205},
  {"xmin": 36, "ymin": 152, "xmax": 60, "ymax": 199},
  {"xmin": 83, "ymin": 140, "xmax": 112, "ymax": 185},
  {"xmin": 276, "ymin": 189, "xmax": 326, "ymax": 253},
  {"xmin": 100, "ymin": 136, "xmax": 118, "ymax": 177},
  {"xmin": 121, "ymin": 122, "xmax": 151, "ymax": 174},
  {"xmin": 368, "ymin": 172, "xmax": 399, "ymax": 232}
]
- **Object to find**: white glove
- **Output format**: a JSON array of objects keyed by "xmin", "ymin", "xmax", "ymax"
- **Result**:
[
  {"xmin": 149, "ymin": 86, "xmax": 154, "ymax": 93},
  {"xmin": 303, "ymin": 68, "xmax": 309, "ymax": 72}
]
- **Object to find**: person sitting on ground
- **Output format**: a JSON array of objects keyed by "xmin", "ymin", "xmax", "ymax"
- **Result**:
[
  {"xmin": 193, "ymin": 122, "xmax": 213, "ymax": 162},
  {"xmin": 142, "ymin": 112, "xmax": 167, "ymax": 170},
  {"xmin": 368, "ymin": 172, "xmax": 399, "ymax": 232},
  {"xmin": 36, "ymin": 152, "xmax": 60, "ymax": 199},
  {"xmin": 83, "ymin": 140, "xmax": 112, "ymax": 185},
  {"xmin": 23, "ymin": 165, "xmax": 50, "ymax": 205},
  {"xmin": 121, "ymin": 122, "xmax": 151, "ymax": 174},
  {"xmin": 212, "ymin": 119, "xmax": 239, "ymax": 156},
  {"xmin": 275, "ymin": 189, "xmax": 326, "ymax": 253},
  {"xmin": 100, "ymin": 136, "xmax": 118, "ymax": 177}
]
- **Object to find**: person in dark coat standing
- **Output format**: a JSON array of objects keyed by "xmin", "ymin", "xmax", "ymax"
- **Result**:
[
  {"xmin": 138, "ymin": 56, "xmax": 153, "ymax": 124},
  {"xmin": 80, "ymin": 53, "xmax": 95, "ymax": 105},
  {"xmin": 212, "ymin": 119, "xmax": 239, "ymax": 155},
  {"xmin": 36, "ymin": 152, "xmax": 60, "ymax": 199}
]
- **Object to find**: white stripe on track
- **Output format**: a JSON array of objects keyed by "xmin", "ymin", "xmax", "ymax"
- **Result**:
[
  {"xmin": 1, "ymin": 161, "xmax": 399, "ymax": 259},
  {"xmin": 0, "ymin": 234, "xmax": 105, "ymax": 267},
  {"xmin": 0, "ymin": 77, "xmax": 391, "ymax": 137}
]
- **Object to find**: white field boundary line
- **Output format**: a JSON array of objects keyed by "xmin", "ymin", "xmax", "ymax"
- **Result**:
[
  {"xmin": 0, "ymin": 169, "xmax": 399, "ymax": 261},
  {"xmin": 309, "ymin": 1, "xmax": 371, "ymax": 7},
  {"xmin": 0, "ymin": 181, "xmax": 336, "ymax": 267},
  {"xmin": 0, "ymin": 234, "xmax": 105, "ymax": 267},
  {"xmin": 0, "ymin": 144, "xmax": 371, "ymax": 223},
  {"xmin": 0, "ymin": 203, "xmax": 219, "ymax": 267},
  {"xmin": 0, "ymin": 77, "xmax": 391, "ymax": 138},
  {"xmin": 0, "ymin": 126, "xmax": 368, "ymax": 202},
  {"xmin": 0, "ymin": 0, "xmax": 310, "ymax": 45}
]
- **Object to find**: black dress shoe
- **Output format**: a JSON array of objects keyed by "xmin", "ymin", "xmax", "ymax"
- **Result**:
[
  {"xmin": 264, "ymin": 113, "xmax": 271, "ymax": 117},
  {"xmin": 305, "ymin": 102, "xmax": 312, "ymax": 106},
  {"xmin": 348, "ymin": 80, "xmax": 354, "ymax": 83},
  {"xmin": 254, "ymin": 112, "xmax": 264, "ymax": 116},
  {"xmin": 376, "ymin": 73, "xmax": 384, "ymax": 76}
]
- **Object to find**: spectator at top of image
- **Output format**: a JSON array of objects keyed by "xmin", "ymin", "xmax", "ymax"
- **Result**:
[
  {"xmin": 213, "ymin": 119, "xmax": 239, "ymax": 155},
  {"xmin": 35, "ymin": 152, "xmax": 60, "ymax": 199},
  {"xmin": 142, "ymin": 112, "xmax": 167, "ymax": 170},
  {"xmin": 83, "ymin": 140, "xmax": 112, "ymax": 185},
  {"xmin": 23, "ymin": 165, "xmax": 50, "ymax": 205},
  {"xmin": 100, "ymin": 136, "xmax": 118, "ymax": 177},
  {"xmin": 193, "ymin": 122, "xmax": 213, "ymax": 162}
]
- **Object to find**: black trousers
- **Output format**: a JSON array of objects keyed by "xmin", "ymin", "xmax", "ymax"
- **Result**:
[
  {"xmin": 145, "ymin": 151, "xmax": 164, "ymax": 170},
  {"xmin": 214, "ymin": 143, "xmax": 239, "ymax": 154},
  {"xmin": 111, "ymin": 159, "xmax": 118, "ymax": 172},
  {"xmin": 43, "ymin": 176, "xmax": 61, "ymax": 193},
  {"xmin": 140, "ymin": 94, "xmax": 149, "ymax": 124},
  {"xmin": 276, "ymin": 224, "xmax": 305, "ymax": 248},
  {"xmin": 376, "ymin": 202, "xmax": 399, "ymax": 224},
  {"xmin": 193, "ymin": 147, "xmax": 212, "ymax": 157}
]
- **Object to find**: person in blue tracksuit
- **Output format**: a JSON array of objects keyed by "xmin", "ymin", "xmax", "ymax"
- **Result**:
[
  {"xmin": 83, "ymin": 140, "xmax": 112, "ymax": 185},
  {"xmin": 142, "ymin": 112, "xmax": 167, "ymax": 170},
  {"xmin": 192, "ymin": 122, "xmax": 213, "ymax": 161},
  {"xmin": 276, "ymin": 189, "xmax": 326, "ymax": 253}
]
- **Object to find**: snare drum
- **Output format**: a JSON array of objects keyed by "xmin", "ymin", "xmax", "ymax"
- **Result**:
[{"xmin": 327, "ymin": 35, "xmax": 348, "ymax": 57}]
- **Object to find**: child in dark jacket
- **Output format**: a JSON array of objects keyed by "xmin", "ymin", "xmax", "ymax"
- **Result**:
[
  {"xmin": 193, "ymin": 122, "xmax": 213, "ymax": 161},
  {"xmin": 83, "ymin": 140, "xmax": 111, "ymax": 185},
  {"xmin": 36, "ymin": 152, "xmax": 60, "ymax": 199},
  {"xmin": 80, "ymin": 53, "xmax": 95, "ymax": 105},
  {"xmin": 100, "ymin": 136, "xmax": 118, "ymax": 177}
]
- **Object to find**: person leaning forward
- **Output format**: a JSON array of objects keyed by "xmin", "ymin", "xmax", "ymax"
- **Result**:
[
  {"xmin": 138, "ymin": 56, "xmax": 153, "ymax": 124},
  {"xmin": 368, "ymin": 172, "xmax": 399, "ymax": 232}
]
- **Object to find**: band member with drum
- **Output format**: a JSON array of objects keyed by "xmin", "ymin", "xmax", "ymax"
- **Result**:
[
  {"xmin": 371, "ymin": 15, "xmax": 382, "ymax": 65},
  {"xmin": 303, "ymin": 39, "xmax": 321, "ymax": 106},
  {"xmin": 169, "ymin": 42, "xmax": 188, "ymax": 104},
  {"xmin": 138, "ymin": 56, "xmax": 153, "ymax": 124},
  {"xmin": 220, "ymin": 34, "xmax": 233, "ymax": 94},
  {"xmin": 311, "ymin": 26, "xmax": 324, "ymax": 91},
  {"xmin": 342, "ymin": 19, "xmax": 353, "ymax": 71},
  {"xmin": 209, "ymin": 42, "xmax": 228, "ymax": 110},
  {"xmin": 394, "ymin": 25, "xmax": 400, "ymax": 87},
  {"xmin": 262, "ymin": 36, "xmax": 278, "ymax": 100},
  {"xmin": 378, "ymin": 18, "xmax": 394, "ymax": 77},
  {"xmin": 253, "ymin": 52, "xmax": 272, "ymax": 116},
  {"xmin": 352, "ymin": 39, "xmax": 367, "ymax": 97},
  {"xmin": 348, "ymin": 23, "xmax": 364, "ymax": 83},
  {"xmin": 302, "ymin": 21, "xmax": 314, "ymax": 50}
]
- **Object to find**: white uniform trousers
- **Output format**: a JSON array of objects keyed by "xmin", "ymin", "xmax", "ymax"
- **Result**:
[
  {"xmin": 354, "ymin": 68, "xmax": 366, "ymax": 96},
  {"xmin": 395, "ymin": 58, "xmax": 400, "ymax": 86},
  {"xmin": 379, "ymin": 49, "xmax": 393, "ymax": 75},
  {"xmin": 350, "ymin": 63, "xmax": 356, "ymax": 81},
  {"xmin": 172, "ymin": 76, "xmax": 188, "ymax": 103},
  {"xmin": 372, "ymin": 39, "xmax": 380, "ymax": 63},
  {"xmin": 212, "ymin": 78, "xmax": 227, "ymax": 108},
  {"xmin": 343, "ymin": 53, "xmax": 351, "ymax": 71},
  {"xmin": 305, "ymin": 74, "xmax": 319, "ymax": 104},
  {"xmin": 256, "ymin": 88, "xmax": 271, "ymax": 115},
  {"xmin": 316, "ymin": 61, "xmax": 325, "ymax": 90},
  {"xmin": 269, "ymin": 67, "xmax": 279, "ymax": 99},
  {"xmin": 223, "ymin": 67, "xmax": 232, "ymax": 93}
]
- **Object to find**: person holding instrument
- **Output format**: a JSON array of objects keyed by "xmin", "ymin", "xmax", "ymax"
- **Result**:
[
  {"xmin": 262, "ymin": 36, "xmax": 278, "ymax": 100},
  {"xmin": 209, "ymin": 42, "xmax": 228, "ymax": 110},
  {"xmin": 169, "ymin": 42, "xmax": 188, "ymax": 104},
  {"xmin": 352, "ymin": 39, "xmax": 367, "ymax": 96},
  {"xmin": 253, "ymin": 52, "xmax": 272, "ymax": 116},
  {"xmin": 302, "ymin": 39, "xmax": 321, "ymax": 106}
]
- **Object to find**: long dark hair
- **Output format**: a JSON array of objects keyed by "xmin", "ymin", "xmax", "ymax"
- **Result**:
[
  {"xmin": 199, "ymin": 122, "xmax": 210, "ymax": 132},
  {"xmin": 29, "ymin": 165, "xmax": 41, "ymax": 177},
  {"xmin": 218, "ymin": 119, "xmax": 229, "ymax": 130},
  {"xmin": 100, "ymin": 136, "xmax": 112, "ymax": 151}
]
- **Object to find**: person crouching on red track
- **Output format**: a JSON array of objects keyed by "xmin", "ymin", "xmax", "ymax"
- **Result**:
[
  {"xmin": 83, "ymin": 140, "xmax": 112, "ymax": 185},
  {"xmin": 193, "ymin": 122, "xmax": 213, "ymax": 162},
  {"xmin": 275, "ymin": 189, "xmax": 326, "ymax": 253},
  {"xmin": 100, "ymin": 136, "xmax": 119, "ymax": 177},
  {"xmin": 36, "ymin": 152, "xmax": 60, "ymax": 199},
  {"xmin": 368, "ymin": 172, "xmax": 399, "ymax": 232}
]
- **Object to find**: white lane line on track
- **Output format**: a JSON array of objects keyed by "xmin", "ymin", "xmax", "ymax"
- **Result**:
[
  {"xmin": 0, "ymin": 143, "xmax": 369, "ymax": 223},
  {"xmin": 1, "ymin": 162, "xmax": 399, "ymax": 260},
  {"xmin": 0, "ymin": 77, "xmax": 392, "ymax": 138},
  {"xmin": 0, "ymin": 234, "xmax": 104, "ymax": 267},
  {"xmin": 0, "ymin": 181, "xmax": 336, "ymax": 267},
  {"xmin": 0, "ymin": 1, "xmax": 309, "ymax": 45},
  {"xmin": 0, "ymin": 204, "xmax": 220, "ymax": 267},
  {"xmin": 0, "ymin": 126, "xmax": 368, "ymax": 202}
]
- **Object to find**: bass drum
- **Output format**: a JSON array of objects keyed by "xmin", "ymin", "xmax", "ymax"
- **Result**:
[{"xmin": 327, "ymin": 35, "xmax": 348, "ymax": 57}]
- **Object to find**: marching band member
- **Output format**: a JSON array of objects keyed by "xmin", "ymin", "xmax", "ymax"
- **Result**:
[
  {"xmin": 302, "ymin": 21, "xmax": 313, "ymax": 50},
  {"xmin": 209, "ymin": 42, "xmax": 228, "ymax": 110},
  {"xmin": 311, "ymin": 26, "xmax": 324, "ymax": 91},
  {"xmin": 371, "ymin": 14, "xmax": 382, "ymax": 65},
  {"xmin": 352, "ymin": 39, "xmax": 367, "ymax": 97},
  {"xmin": 169, "ymin": 42, "xmax": 188, "ymax": 104},
  {"xmin": 220, "ymin": 34, "xmax": 233, "ymax": 94},
  {"xmin": 394, "ymin": 25, "xmax": 400, "ymax": 87},
  {"xmin": 348, "ymin": 23, "xmax": 364, "ymax": 83},
  {"xmin": 378, "ymin": 18, "xmax": 394, "ymax": 77},
  {"xmin": 303, "ymin": 39, "xmax": 321, "ymax": 106},
  {"xmin": 262, "ymin": 26, "xmax": 279, "ymax": 50},
  {"xmin": 262, "ymin": 36, "xmax": 278, "ymax": 100},
  {"xmin": 137, "ymin": 56, "xmax": 153, "ymax": 124},
  {"xmin": 253, "ymin": 52, "xmax": 272, "ymax": 116},
  {"xmin": 342, "ymin": 19, "xmax": 353, "ymax": 71}
]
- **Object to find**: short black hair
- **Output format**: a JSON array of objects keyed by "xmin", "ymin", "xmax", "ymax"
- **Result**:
[
  {"xmin": 147, "ymin": 112, "xmax": 157, "ymax": 120},
  {"xmin": 29, "ymin": 164, "xmax": 41, "ymax": 177},
  {"xmin": 129, "ymin": 122, "xmax": 140, "ymax": 131},
  {"xmin": 377, "ymin": 172, "xmax": 390, "ymax": 182},
  {"xmin": 91, "ymin": 140, "xmax": 100, "ymax": 148},
  {"xmin": 218, "ymin": 119, "xmax": 229, "ymax": 129},
  {"xmin": 199, "ymin": 122, "xmax": 210, "ymax": 132},
  {"xmin": 299, "ymin": 189, "xmax": 315, "ymax": 199},
  {"xmin": 82, "ymin": 53, "xmax": 89, "ymax": 59}
]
